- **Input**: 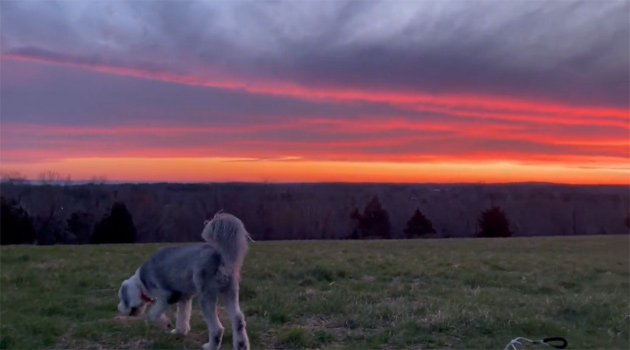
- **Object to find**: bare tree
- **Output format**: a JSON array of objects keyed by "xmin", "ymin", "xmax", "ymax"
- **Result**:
[
  {"xmin": 0, "ymin": 171, "xmax": 27, "ymax": 184},
  {"xmin": 38, "ymin": 171, "xmax": 72, "ymax": 186}
]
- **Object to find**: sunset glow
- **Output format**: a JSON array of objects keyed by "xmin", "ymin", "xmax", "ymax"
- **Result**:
[
  {"xmin": 1, "ymin": 1, "xmax": 628, "ymax": 184},
  {"xmin": 7, "ymin": 158, "xmax": 628, "ymax": 185}
]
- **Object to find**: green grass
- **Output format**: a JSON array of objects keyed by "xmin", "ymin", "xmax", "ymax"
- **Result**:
[{"xmin": 1, "ymin": 236, "xmax": 628, "ymax": 349}]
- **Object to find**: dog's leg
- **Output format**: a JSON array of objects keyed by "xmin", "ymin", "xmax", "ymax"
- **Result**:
[
  {"xmin": 222, "ymin": 284, "xmax": 250, "ymax": 350},
  {"xmin": 171, "ymin": 298, "xmax": 192, "ymax": 336},
  {"xmin": 200, "ymin": 294, "xmax": 223, "ymax": 350},
  {"xmin": 147, "ymin": 299, "xmax": 172, "ymax": 331}
]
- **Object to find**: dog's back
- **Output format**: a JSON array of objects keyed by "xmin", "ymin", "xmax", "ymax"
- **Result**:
[
  {"xmin": 139, "ymin": 213, "xmax": 251, "ymax": 302},
  {"xmin": 139, "ymin": 244, "xmax": 224, "ymax": 303}
]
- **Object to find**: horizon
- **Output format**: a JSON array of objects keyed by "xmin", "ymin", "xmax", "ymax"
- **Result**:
[
  {"xmin": 1, "ymin": 1, "xmax": 629, "ymax": 185},
  {"xmin": 3, "ymin": 174, "xmax": 629, "ymax": 188}
]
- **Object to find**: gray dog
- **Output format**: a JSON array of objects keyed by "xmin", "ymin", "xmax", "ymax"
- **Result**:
[{"xmin": 117, "ymin": 212, "xmax": 251, "ymax": 350}]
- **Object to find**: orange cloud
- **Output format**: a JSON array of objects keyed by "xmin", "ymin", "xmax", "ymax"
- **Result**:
[{"xmin": 2, "ymin": 121, "xmax": 628, "ymax": 165}]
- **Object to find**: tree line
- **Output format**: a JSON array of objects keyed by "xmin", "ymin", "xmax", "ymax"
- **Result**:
[
  {"xmin": 350, "ymin": 196, "xmax": 511, "ymax": 239},
  {"xmin": 0, "ymin": 182, "xmax": 626, "ymax": 245},
  {"xmin": 1, "ymin": 197, "xmax": 137, "ymax": 245},
  {"xmin": 2, "ymin": 193, "xmax": 513, "ymax": 245}
]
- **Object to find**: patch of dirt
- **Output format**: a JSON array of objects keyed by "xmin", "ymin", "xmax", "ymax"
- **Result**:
[
  {"xmin": 113, "ymin": 315, "xmax": 143, "ymax": 324},
  {"xmin": 257, "ymin": 329, "xmax": 279, "ymax": 349},
  {"xmin": 305, "ymin": 288, "xmax": 318, "ymax": 295},
  {"xmin": 128, "ymin": 339, "xmax": 153, "ymax": 350},
  {"xmin": 302, "ymin": 316, "xmax": 347, "ymax": 340},
  {"xmin": 361, "ymin": 275, "xmax": 376, "ymax": 282},
  {"xmin": 55, "ymin": 339, "xmax": 108, "ymax": 349}
]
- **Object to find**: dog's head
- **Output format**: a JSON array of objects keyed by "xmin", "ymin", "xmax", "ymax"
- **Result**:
[{"xmin": 117, "ymin": 276, "xmax": 147, "ymax": 317}]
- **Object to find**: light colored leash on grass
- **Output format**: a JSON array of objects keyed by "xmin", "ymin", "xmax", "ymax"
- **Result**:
[{"xmin": 504, "ymin": 337, "xmax": 568, "ymax": 350}]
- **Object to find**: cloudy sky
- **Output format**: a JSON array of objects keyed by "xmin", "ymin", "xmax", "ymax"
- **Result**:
[{"xmin": 1, "ymin": 0, "xmax": 628, "ymax": 184}]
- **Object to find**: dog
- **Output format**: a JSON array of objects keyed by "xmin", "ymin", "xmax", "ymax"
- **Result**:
[{"xmin": 117, "ymin": 212, "xmax": 251, "ymax": 350}]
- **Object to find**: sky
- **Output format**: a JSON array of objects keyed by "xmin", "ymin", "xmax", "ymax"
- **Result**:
[{"xmin": 1, "ymin": 0, "xmax": 629, "ymax": 184}]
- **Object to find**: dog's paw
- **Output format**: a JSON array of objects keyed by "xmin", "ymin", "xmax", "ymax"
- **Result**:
[
  {"xmin": 170, "ymin": 328, "xmax": 189, "ymax": 336},
  {"xmin": 157, "ymin": 315, "xmax": 173, "ymax": 331},
  {"xmin": 202, "ymin": 342, "xmax": 215, "ymax": 350}
]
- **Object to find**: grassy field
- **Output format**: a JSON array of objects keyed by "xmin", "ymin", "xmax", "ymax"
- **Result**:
[{"xmin": 1, "ymin": 236, "xmax": 628, "ymax": 349}]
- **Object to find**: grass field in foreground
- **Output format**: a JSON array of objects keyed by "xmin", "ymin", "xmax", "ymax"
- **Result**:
[{"xmin": 1, "ymin": 236, "xmax": 628, "ymax": 349}]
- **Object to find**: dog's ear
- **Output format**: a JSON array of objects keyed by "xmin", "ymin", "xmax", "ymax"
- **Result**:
[{"xmin": 120, "ymin": 282, "xmax": 130, "ymax": 308}]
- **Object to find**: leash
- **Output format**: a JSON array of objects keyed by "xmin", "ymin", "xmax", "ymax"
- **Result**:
[{"xmin": 504, "ymin": 337, "xmax": 568, "ymax": 350}]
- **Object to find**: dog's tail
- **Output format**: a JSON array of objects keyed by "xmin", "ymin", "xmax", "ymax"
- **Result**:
[{"xmin": 201, "ymin": 212, "xmax": 252, "ymax": 271}]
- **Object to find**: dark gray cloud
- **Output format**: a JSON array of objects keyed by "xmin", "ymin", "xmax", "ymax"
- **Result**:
[{"xmin": 2, "ymin": 0, "xmax": 628, "ymax": 107}]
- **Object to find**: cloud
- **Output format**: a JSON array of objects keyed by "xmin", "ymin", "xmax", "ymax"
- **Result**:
[
  {"xmin": 1, "ymin": 1, "xmax": 628, "ymax": 184},
  {"xmin": 2, "ymin": 55, "xmax": 626, "ymax": 126},
  {"xmin": 2, "ymin": 0, "xmax": 628, "ymax": 107}
]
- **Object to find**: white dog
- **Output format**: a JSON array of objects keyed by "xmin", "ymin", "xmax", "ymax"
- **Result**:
[{"xmin": 117, "ymin": 212, "xmax": 251, "ymax": 350}]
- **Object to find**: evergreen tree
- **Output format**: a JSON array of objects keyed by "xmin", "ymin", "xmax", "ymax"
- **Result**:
[
  {"xmin": 91, "ymin": 202, "xmax": 137, "ymax": 243},
  {"xmin": 350, "ymin": 196, "xmax": 391, "ymax": 239},
  {"xmin": 0, "ymin": 197, "xmax": 36, "ymax": 245},
  {"xmin": 477, "ymin": 206, "xmax": 512, "ymax": 238},
  {"xmin": 67, "ymin": 211, "xmax": 94, "ymax": 244},
  {"xmin": 404, "ymin": 209, "xmax": 436, "ymax": 238}
]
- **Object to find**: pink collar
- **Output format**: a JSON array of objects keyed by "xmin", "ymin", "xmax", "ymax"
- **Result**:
[{"xmin": 141, "ymin": 292, "xmax": 155, "ymax": 303}]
